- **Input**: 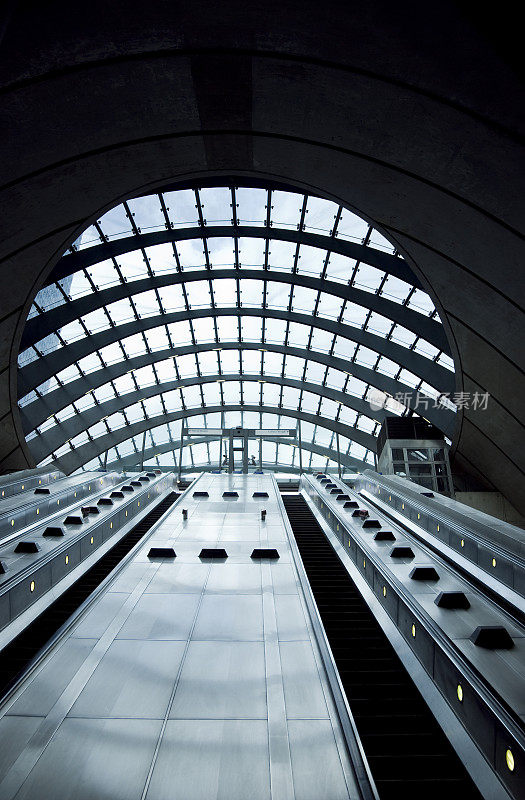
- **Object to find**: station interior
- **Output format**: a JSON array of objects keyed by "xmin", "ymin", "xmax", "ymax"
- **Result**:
[{"xmin": 0, "ymin": 3, "xmax": 523, "ymax": 799}]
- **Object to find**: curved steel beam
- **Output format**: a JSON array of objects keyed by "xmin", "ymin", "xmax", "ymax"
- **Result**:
[
  {"xmin": 29, "ymin": 373, "xmax": 383, "ymax": 462},
  {"xmin": 21, "ymin": 340, "xmax": 454, "ymax": 435},
  {"xmin": 50, "ymin": 225, "xmax": 421, "ymax": 288},
  {"xmin": 19, "ymin": 307, "xmax": 453, "ymax": 397},
  {"xmin": 23, "ymin": 268, "xmax": 446, "ymax": 352},
  {"xmin": 50, "ymin": 404, "xmax": 378, "ymax": 475},
  {"xmin": 106, "ymin": 436, "xmax": 368, "ymax": 473}
]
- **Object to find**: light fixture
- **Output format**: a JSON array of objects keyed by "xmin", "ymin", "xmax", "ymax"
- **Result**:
[{"xmin": 506, "ymin": 748, "xmax": 515, "ymax": 772}]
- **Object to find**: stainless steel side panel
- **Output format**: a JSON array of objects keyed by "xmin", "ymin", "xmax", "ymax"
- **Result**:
[{"xmin": 0, "ymin": 473, "xmax": 363, "ymax": 800}]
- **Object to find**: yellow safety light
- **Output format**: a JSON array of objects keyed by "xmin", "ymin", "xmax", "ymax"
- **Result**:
[
  {"xmin": 457, "ymin": 684, "xmax": 463, "ymax": 702},
  {"xmin": 11, "ymin": 520, "xmax": 14, "ymax": 526},
  {"xmin": 461, "ymin": 539, "xmax": 465, "ymax": 548},
  {"xmin": 36, "ymin": 509, "xmax": 39, "ymax": 515},
  {"xmin": 437, "ymin": 524, "xmax": 440, "ymax": 532},
  {"xmin": 417, "ymin": 513, "xmax": 420, "ymax": 519},
  {"xmin": 125, "ymin": 510, "xmax": 128, "ymax": 517},
  {"xmin": 90, "ymin": 536, "xmax": 94, "ymax": 545},
  {"xmin": 21, "ymin": 485, "xmax": 24, "ymax": 490},
  {"xmin": 389, "ymin": 495, "xmax": 392, "ymax": 501},
  {"xmin": 30, "ymin": 581, "xmax": 35, "ymax": 592},
  {"xmin": 492, "ymin": 558, "xmax": 497, "ymax": 568},
  {"xmin": 65, "ymin": 555, "xmax": 69, "ymax": 565},
  {"xmin": 402, "ymin": 503, "xmax": 405, "ymax": 509},
  {"xmin": 363, "ymin": 559, "xmax": 366, "ymax": 568},
  {"xmin": 411, "ymin": 624, "xmax": 416, "ymax": 638},
  {"xmin": 383, "ymin": 586, "xmax": 387, "ymax": 597},
  {"xmin": 110, "ymin": 522, "xmax": 113, "ymax": 529},
  {"xmin": 506, "ymin": 749, "xmax": 515, "ymax": 772}
]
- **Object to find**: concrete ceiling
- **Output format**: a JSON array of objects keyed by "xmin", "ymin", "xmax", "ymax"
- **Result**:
[{"xmin": 0, "ymin": 1, "xmax": 523, "ymax": 510}]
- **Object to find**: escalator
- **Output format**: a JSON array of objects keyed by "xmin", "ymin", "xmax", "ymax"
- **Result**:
[
  {"xmin": 282, "ymin": 493, "xmax": 483, "ymax": 800},
  {"xmin": 0, "ymin": 491, "xmax": 180, "ymax": 700}
]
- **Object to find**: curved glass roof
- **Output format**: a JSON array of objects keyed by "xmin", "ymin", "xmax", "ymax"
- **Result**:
[{"xmin": 17, "ymin": 183, "xmax": 456, "ymax": 476}]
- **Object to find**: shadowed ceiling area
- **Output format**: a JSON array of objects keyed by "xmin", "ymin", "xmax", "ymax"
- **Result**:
[{"xmin": 0, "ymin": 1, "xmax": 523, "ymax": 508}]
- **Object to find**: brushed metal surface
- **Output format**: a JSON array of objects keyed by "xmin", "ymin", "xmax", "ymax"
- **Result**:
[
  {"xmin": 13, "ymin": 717, "xmax": 161, "ymax": 800},
  {"xmin": 116, "ymin": 593, "xmax": 200, "ymax": 640},
  {"xmin": 69, "ymin": 640, "xmax": 186, "ymax": 719},
  {"xmin": 191, "ymin": 594, "xmax": 264, "ymax": 641},
  {"xmin": 169, "ymin": 641, "xmax": 267, "ymax": 719},
  {"xmin": 0, "ymin": 474, "xmax": 359, "ymax": 800},
  {"xmin": 146, "ymin": 719, "xmax": 271, "ymax": 800}
]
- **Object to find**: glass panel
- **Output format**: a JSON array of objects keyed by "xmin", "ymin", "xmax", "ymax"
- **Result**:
[
  {"xmin": 267, "ymin": 240, "xmax": 296, "ymax": 271},
  {"xmin": 236, "ymin": 188, "xmax": 267, "ymax": 226},
  {"xmin": 335, "ymin": 209, "xmax": 369, "ymax": 242},
  {"xmin": 133, "ymin": 290, "xmax": 160, "ymax": 319},
  {"xmin": 147, "ymin": 243, "xmax": 179, "ymax": 276},
  {"xmin": 316, "ymin": 293, "xmax": 343, "ymax": 320},
  {"xmin": 192, "ymin": 317, "xmax": 216, "ymax": 342},
  {"xmin": 369, "ymin": 229, "xmax": 396, "ymax": 253},
  {"xmin": 208, "ymin": 237, "xmax": 235, "ymax": 267},
  {"xmin": 353, "ymin": 264, "xmax": 385, "ymax": 293},
  {"xmin": 325, "ymin": 253, "xmax": 354, "ymax": 283},
  {"xmin": 266, "ymin": 282, "xmax": 291, "ymax": 310},
  {"xmin": 239, "ymin": 237, "xmax": 266, "ymax": 267},
  {"xmin": 341, "ymin": 303, "xmax": 368, "ymax": 328},
  {"xmin": 381, "ymin": 275, "xmax": 412, "ymax": 304},
  {"xmin": 199, "ymin": 187, "xmax": 232, "ymax": 225},
  {"xmin": 408, "ymin": 463, "xmax": 432, "ymax": 475},
  {"xmin": 127, "ymin": 195, "xmax": 165, "ymax": 233},
  {"xmin": 186, "ymin": 280, "xmax": 212, "ymax": 308},
  {"xmin": 82, "ymin": 308, "xmax": 111, "ymax": 334},
  {"xmin": 407, "ymin": 289, "xmax": 435, "ymax": 316},
  {"xmin": 270, "ymin": 191, "xmax": 303, "ymax": 229},
  {"xmin": 407, "ymin": 448, "xmax": 429, "ymax": 462},
  {"xmin": 118, "ymin": 249, "xmax": 149, "ymax": 282},
  {"xmin": 239, "ymin": 279, "xmax": 263, "ymax": 307},
  {"xmin": 98, "ymin": 204, "xmax": 133, "ymax": 241},
  {"xmin": 212, "ymin": 278, "xmax": 237, "ymax": 308},
  {"xmin": 296, "ymin": 244, "xmax": 324, "ymax": 278},
  {"xmin": 309, "ymin": 327, "xmax": 334, "ymax": 352},
  {"xmin": 144, "ymin": 327, "xmax": 169, "ymax": 351},
  {"xmin": 177, "ymin": 239, "xmax": 206, "ymax": 269},
  {"xmin": 304, "ymin": 196, "xmax": 339, "ymax": 235},
  {"xmin": 163, "ymin": 189, "xmax": 199, "ymax": 228},
  {"xmin": 157, "ymin": 284, "xmax": 186, "ymax": 312},
  {"xmin": 241, "ymin": 316, "xmax": 262, "ymax": 341},
  {"xmin": 291, "ymin": 286, "xmax": 317, "ymax": 314}
]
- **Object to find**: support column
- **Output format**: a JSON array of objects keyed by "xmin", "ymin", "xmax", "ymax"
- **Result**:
[
  {"xmin": 178, "ymin": 424, "xmax": 185, "ymax": 482},
  {"xmin": 298, "ymin": 420, "xmax": 303, "ymax": 474},
  {"xmin": 139, "ymin": 430, "xmax": 146, "ymax": 472}
]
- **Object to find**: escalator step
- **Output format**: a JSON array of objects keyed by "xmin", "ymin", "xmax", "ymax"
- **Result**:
[{"xmin": 282, "ymin": 494, "xmax": 482, "ymax": 800}]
